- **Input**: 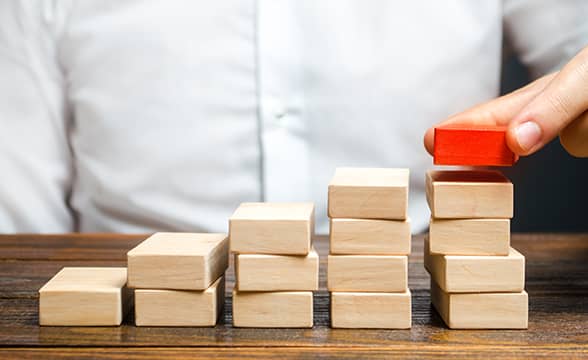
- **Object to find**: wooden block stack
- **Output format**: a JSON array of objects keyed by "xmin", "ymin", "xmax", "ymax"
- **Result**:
[
  {"xmin": 230, "ymin": 202, "xmax": 318, "ymax": 328},
  {"xmin": 127, "ymin": 232, "xmax": 229, "ymax": 326},
  {"xmin": 327, "ymin": 167, "xmax": 411, "ymax": 329},
  {"xmin": 425, "ymin": 170, "xmax": 528, "ymax": 329}
]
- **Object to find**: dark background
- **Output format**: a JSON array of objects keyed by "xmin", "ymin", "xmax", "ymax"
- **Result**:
[{"xmin": 500, "ymin": 50, "xmax": 588, "ymax": 232}]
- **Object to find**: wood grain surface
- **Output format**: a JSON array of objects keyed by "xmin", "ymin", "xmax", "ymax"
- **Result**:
[{"xmin": 1, "ymin": 233, "xmax": 587, "ymax": 358}]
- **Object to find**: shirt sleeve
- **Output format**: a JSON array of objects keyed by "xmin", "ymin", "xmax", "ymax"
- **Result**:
[
  {"xmin": 503, "ymin": 0, "xmax": 588, "ymax": 78},
  {"xmin": 0, "ymin": 0, "xmax": 74, "ymax": 232}
]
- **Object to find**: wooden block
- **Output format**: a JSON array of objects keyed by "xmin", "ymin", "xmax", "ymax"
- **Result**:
[
  {"xmin": 39, "ymin": 267, "xmax": 131, "ymax": 326},
  {"xmin": 426, "ymin": 170, "xmax": 513, "ymax": 219},
  {"xmin": 433, "ymin": 125, "xmax": 517, "ymax": 166},
  {"xmin": 127, "ymin": 232, "xmax": 228, "ymax": 290},
  {"xmin": 424, "ymin": 239, "xmax": 525, "ymax": 293},
  {"xmin": 232, "ymin": 290, "xmax": 313, "ymax": 328},
  {"xmin": 135, "ymin": 276, "xmax": 224, "ymax": 327},
  {"xmin": 430, "ymin": 281, "xmax": 528, "ymax": 329},
  {"xmin": 327, "ymin": 255, "xmax": 407, "ymax": 292},
  {"xmin": 229, "ymin": 202, "xmax": 314, "ymax": 255},
  {"xmin": 429, "ymin": 218, "xmax": 510, "ymax": 255},
  {"xmin": 328, "ymin": 168, "xmax": 409, "ymax": 220},
  {"xmin": 235, "ymin": 247, "xmax": 318, "ymax": 291},
  {"xmin": 330, "ymin": 218, "xmax": 411, "ymax": 255},
  {"xmin": 331, "ymin": 290, "xmax": 411, "ymax": 329}
]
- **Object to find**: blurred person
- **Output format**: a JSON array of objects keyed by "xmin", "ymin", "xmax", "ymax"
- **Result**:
[{"xmin": 0, "ymin": 1, "xmax": 587, "ymax": 234}]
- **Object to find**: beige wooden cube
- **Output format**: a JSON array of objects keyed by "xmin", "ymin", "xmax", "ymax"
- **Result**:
[
  {"xmin": 232, "ymin": 290, "xmax": 313, "ymax": 328},
  {"xmin": 327, "ymin": 255, "xmax": 407, "ymax": 292},
  {"xmin": 330, "ymin": 218, "xmax": 411, "ymax": 255},
  {"xmin": 134, "ymin": 276, "xmax": 224, "ymax": 327},
  {"xmin": 328, "ymin": 168, "xmax": 409, "ymax": 220},
  {"xmin": 424, "ymin": 239, "xmax": 525, "ymax": 293},
  {"xmin": 39, "ymin": 267, "xmax": 131, "ymax": 326},
  {"xmin": 426, "ymin": 170, "xmax": 513, "ymax": 219},
  {"xmin": 229, "ymin": 202, "xmax": 314, "ymax": 255},
  {"xmin": 431, "ymin": 281, "xmax": 528, "ymax": 329},
  {"xmin": 429, "ymin": 218, "xmax": 510, "ymax": 255},
  {"xmin": 235, "ymin": 247, "xmax": 318, "ymax": 291},
  {"xmin": 331, "ymin": 290, "xmax": 411, "ymax": 329},
  {"xmin": 127, "ymin": 232, "xmax": 229, "ymax": 290}
]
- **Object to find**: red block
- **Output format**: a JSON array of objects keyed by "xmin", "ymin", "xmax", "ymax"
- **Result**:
[{"xmin": 433, "ymin": 126, "xmax": 517, "ymax": 166}]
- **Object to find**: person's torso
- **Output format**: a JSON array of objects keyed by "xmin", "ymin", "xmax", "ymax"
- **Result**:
[{"xmin": 58, "ymin": 0, "xmax": 503, "ymax": 232}]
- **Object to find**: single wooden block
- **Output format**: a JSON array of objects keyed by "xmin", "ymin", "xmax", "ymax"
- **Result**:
[
  {"xmin": 127, "ymin": 232, "xmax": 228, "ymax": 290},
  {"xmin": 328, "ymin": 168, "xmax": 409, "ymax": 220},
  {"xmin": 39, "ymin": 267, "xmax": 131, "ymax": 326},
  {"xmin": 430, "ymin": 281, "xmax": 528, "ymax": 329},
  {"xmin": 424, "ymin": 239, "xmax": 525, "ymax": 293},
  {"xmin": 429, "ymin": 218, "xmax": 510, "ymax": 255},
  {"xmin": 327, "ymin": 255, "xmax": 407, "ymax": 292},
  {"xmin": 235, "ymin": 247, "xmax": 319, "ymax": 291},
  {"xmin": 232, "ymin": 290, "xmax": 313, "ymax": 328},
  {"xmin": 329, "ymin": 218, "xmax": 411, "ymax": 255},
  {"xmin": 331, "ymin": 290, "xmax": 412, "ymax": 329},
  {"xmin": 229, "ymin": 202, "xmax": 314, "ymax": 255},
  {"xmin": 433, "ymin": 125, "xmax": 517, "ymax": 166},
  {"xmin": 426, "ymin": 170, "xmax": 513, "ymax": 219},
  {"xmin": 134, "ymin": 276, "xmax": 224, "ymax": 327}
]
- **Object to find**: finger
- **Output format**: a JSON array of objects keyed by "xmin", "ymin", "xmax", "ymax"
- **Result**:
[
  {"xmin": 560, "ymin": 110, "xmax": 588, "ymax": 157},
  {"xmin": 507, "ymin": 47, "xmax": 588, "ymax": 155},
  {"xmin": 424, "ymin": 72, "xmax": 557, "ymax": 155}
]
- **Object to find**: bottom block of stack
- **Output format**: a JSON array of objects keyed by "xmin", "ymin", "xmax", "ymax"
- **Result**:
[
  {"xmin": 232, "ymin": 290, "xmax": 313, "ymax": 328},
  {"xmin": 431, "ymin": 281, "xmax": 528, "ymax": 329},
  {"xmin": 331, "ymin": 291, "xmax": 411, "ymax": 329},
  {"xmin": 39, "ymin": 267, "xmax": 132, "ymax": 326},
  {"xmin": 135, "ymin": 276, "xmax": 225, "ymax": 327}
]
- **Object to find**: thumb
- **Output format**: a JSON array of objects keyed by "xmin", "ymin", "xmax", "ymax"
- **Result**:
[{"xmin": 507, "ymin": 47, "xmax": 588, "ymax": 155}]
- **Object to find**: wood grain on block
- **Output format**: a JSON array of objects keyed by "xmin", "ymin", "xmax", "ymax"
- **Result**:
[
  {"xmin": 433, "ymin": 125, "xmax": 517, "ymax": 166},
  {"xmin": 39, "ymin": 267, "xmax": 131, "ymax": 326},
  {"xmin": 232, "ymin": 290, "xmax": 313, "ymax": 328},
  {"xmin": 127, "ymin": 232, "xmax": 228, "ymax": 290},
  {"xmin": 327, "ymin": 255, "xmax": 407, "ymax": 292},
  {"xmin": 229, "ymin": 202, "xmax": 314, "ymax": 255},
  {"xmin": 426, "ymin": 170, "xmax": 513, "ymax": 219},
  {"xmin": 328, "ymin": 168, "xmax": 409, "ymax": 220},
  {"xmin": 330, "ymin": 218, "xmax": 411, "ymax": 255},
  {"xmin": 235, "ymin": 248, "xmax": 318, "ymax": 291},
  {"xmin": 424, "ymin": 239, "xmax": 525, "ymax": 293},
  {"xmin": 135, "ymin": 276, "xmax": 224, "ymax": 327},
  {"xmin": 430, "ymin": 281, "xmax": 528, "ymax": 329},
  {"xmin": 429, "ymin": 218, "xmax": 510, "ymax": 255},
  {"xmin": 331, "ymin": 290, "xmax": 411, "ymax": 329}
]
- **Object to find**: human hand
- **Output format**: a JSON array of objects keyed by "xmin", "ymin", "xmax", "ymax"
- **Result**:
[{"xmin": 424, "ymin": 46, "xmax": 588, "ymax": 157}]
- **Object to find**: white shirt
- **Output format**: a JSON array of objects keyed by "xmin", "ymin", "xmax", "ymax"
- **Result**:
[{"xmin": 1, "ymin": 0, "xmax": 587, "ymax": 234}]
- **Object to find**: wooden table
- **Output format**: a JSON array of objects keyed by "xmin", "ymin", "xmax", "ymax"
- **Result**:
[{"xmin": 0, "ymin": 233, "xmax": 587, "ymax": 359}]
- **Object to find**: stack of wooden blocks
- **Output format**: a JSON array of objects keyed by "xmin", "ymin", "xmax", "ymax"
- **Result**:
[
  {"xmin": 327, "ymin": 167, "xmax": 412, "ymax": 329},
  {"xmin": 230, "ymin": 202, "xmax": 318, "ymax": 328},
  {"xmin": 127, "ymin": 232, "xmax": 229, "ymax": 326},
  {"xmin": 424, "ymin": 170, "xmax": 528, "ymax": 329}
]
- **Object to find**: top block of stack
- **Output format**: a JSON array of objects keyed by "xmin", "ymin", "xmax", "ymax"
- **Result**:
[
  {"xmin": 328, "ymin": 168, "xmax": 409, "ymax": 220},
  {"xmin": 127, "ymin": 232, "xmax": 229, "ymax": 290},
  {"xmin": 426, "ymin": 170, "xmax": 513, "ymax": 219},
  {"xmin": 433, "ymin": 125, "xmax": 517, "ymax": 166},
  {"xmin": 229, "ymin": 202, "xmax": 315, "ymax": 255}
]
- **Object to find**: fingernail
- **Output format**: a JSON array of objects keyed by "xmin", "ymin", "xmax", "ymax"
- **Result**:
[{"xmin": 514, "ymin": 121, "xmax": 542, "ymax": 151}]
